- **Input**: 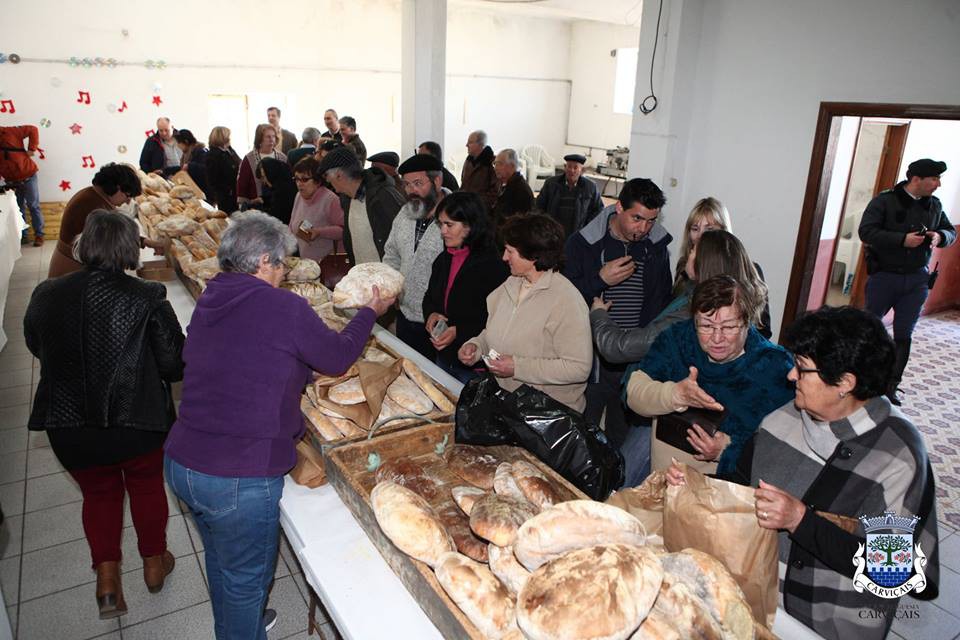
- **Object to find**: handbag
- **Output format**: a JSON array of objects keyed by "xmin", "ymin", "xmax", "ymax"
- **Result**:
[
  {"xmin": 320, "ymin": 240, "xmax": 351, "ymax": 290},
  {"xmin": 655, "ymin": 407, "xmax": 726, "ymax": 456}
]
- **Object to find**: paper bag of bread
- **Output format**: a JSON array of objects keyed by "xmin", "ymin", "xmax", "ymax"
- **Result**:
[
  {"xmin": 605, "ymin": 470, "xmax": 667, "ymax": 545},
  {"xmin": 289, "ymin": 435, "xmax": 327, "ymax": 488},
  {"xmin": 663, "ymin": 463, "xmax": 778, "ymax": 629},
  {"xmin": 313, "ymin": 359, "xmax": 403, "ymax": 430},
  {"xmin": 332, "ymin": 262, "xmax": 404, "ymax": 308}
]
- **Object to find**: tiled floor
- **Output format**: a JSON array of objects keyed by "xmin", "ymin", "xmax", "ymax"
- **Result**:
[{"xmin": 0, "ymin": 245, "xmax": 340, "ymax": 639}]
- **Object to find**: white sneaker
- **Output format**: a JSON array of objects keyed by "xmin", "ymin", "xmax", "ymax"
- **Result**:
[{"xmin": 263, "ymin": 608, "xmax": 278, "ymax": 632}]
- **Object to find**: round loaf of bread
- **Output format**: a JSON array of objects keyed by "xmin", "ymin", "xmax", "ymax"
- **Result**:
[
  {"xmin": 509, "ymin": 459, "xmax": 560, "ymax": 509},
  {"xmin": 435, "ymin": 552, "xmax": 517, "ymax": 640},
  {"xmin": 517, "ymin": 543, "xmax": 664, "ymax": 640},
  {"xmin": 447, "ymin": 445, "xmax": 501, "ymax": 490},
  {"xmin": 514, "ymin": 500, "xmax": 647, "ymax": 571},
  {"xmin": 644, "ymin": 572, "xmax": 723, "ymax": 640},
  {"xmin": 370, "ymin": 482, "xmax": 454, "ymax": 567},
  {"xmin": 168, "ymin": 184, "xmax": 196, "ymax": 200},
  {"xmin": 493, "ymin": 462, "xmax": 529, "ymax": 504},
  {"xmin": 329, "ymin": 377, "xmax": 365, "ymax": 405},
  {"xmin": 487, "ymin": 544, "xmax": 530, "ymax": 597},
  {"xmin": 332, "ymin": 262, "xmax": 404, "ymax": 308},
  {"xmin": 469, "ymin": 493, "xmax": 538, "ymax": 547},
  {"xmin": 452, "ymin": 486, "xmax": 487, "ymax": 516},
  {"xmin": 628, "ymin": 609, "xmax": 680, "ymax": 640},
  {"xmin": 387, "ymin": 375, "xmax": 434, "ymax": 415}
]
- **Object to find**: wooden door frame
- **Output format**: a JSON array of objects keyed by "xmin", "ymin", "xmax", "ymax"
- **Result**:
[{"xmin": 780, "ymin": 102, "xmax": 960, "ymax": 342}]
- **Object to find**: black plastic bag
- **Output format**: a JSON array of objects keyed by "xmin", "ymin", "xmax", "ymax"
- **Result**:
[{"xmin": 455, "ymin": 375, "xmax": 625, "ymax": 500}]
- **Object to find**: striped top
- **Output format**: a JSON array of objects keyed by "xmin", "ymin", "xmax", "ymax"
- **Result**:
[{"xmin": 601, "ymin": 235, "xmax": 652, "ymax": 329}]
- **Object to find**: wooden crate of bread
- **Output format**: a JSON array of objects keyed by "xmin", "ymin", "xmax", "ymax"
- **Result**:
[{"xmin": 323, "ymin": 421, "xmax": 587, "ymax": 640}]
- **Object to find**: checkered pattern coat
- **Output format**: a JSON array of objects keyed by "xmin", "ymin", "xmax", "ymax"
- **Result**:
[{"xmin": 739, "ymin": 397, "xmax": 939, "ymax": 640}]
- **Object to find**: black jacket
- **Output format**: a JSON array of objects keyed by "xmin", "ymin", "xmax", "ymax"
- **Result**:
[
  {"xmin": 536, "ymin": 174, "xmax": 603, "ymax": 238},
  {"xmin": 24, "ymin": 269, "xmax": 185, "ymax": 433},
  {"xmin": 422, "ymin": 248, "xmax": 509, "ymax": 365},
  {"xmin": 184, "ymin": 145, "xmax": 209, "ymax": 197},
  {"xmin": 859, "ymin": 181, "xmax": 955, "ymax": 274},
  {"xmin": 441, "ymin": 167, "xmax": 460, "ymax": 192},
  {"xmin": 492, "ymin": 172, "xmax": 535, "ymax": 225},
  {"xmin": 138, "ymin": 131, "xmax": 179, "ymax": 177},
  {"xmin": 343, "ymin": 167, "xmax": 406, "ymax": 264},
  {"xmin": 205, "ymin": 146, "xmax": 241, "ymax": 214}
]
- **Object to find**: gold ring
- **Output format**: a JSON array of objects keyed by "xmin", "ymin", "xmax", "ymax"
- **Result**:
[{"xmin": 761, "ymin": 511, "xmax": 768, "ymax": 520}]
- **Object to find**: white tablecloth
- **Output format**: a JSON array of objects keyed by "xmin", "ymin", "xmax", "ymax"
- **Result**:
[{"xmin": 0, "ymin": 191, "xmax": 28, "ymax": 352}]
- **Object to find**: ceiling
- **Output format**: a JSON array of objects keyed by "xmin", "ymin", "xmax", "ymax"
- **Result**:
[{"xmin": 450, "ymin": 0, "xmax": 644, "ymax": 26}]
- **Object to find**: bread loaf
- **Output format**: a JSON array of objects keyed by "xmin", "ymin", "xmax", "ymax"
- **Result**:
[
  {"xmin": 435, "ymin": 552, "xmax": 516, "ymax": 640},
  {"xmin": 281, "ymin": 281, "xmax": 330, "ymax": 306},
  {"xmin": 628, "ymin": 609, "xmax": 680, "ymax": 640},
  {"xmin": 371, "ymin": 482, "xmax": 454, "ymax": 568},
  {"xmin": 642, "ymin": 572, "xmax": 724, "ymax": 640},
  {"xmin": 363, "ymin": 345, "xmax": 395, "ymax": 364},
  {"xmin": 437, "ymin": 503, "xmax": 489, "ymax": 563},
  {"xmin": 447, "ymin": 445, "xmax": 501, "ymax": 490},
  {"xmin": 514, "ymin": 500, "xmax": 648, "ymax": 571},
  {"xmin": 659, "ymin": 549, "xmax": 754, "ymax": 640},
  {"xmin": 452, "ymin": 486, "xmax": 487, "ymax": 516},
  {"xmin": 386, "ymin": 375, "xmax": 434, "ymax": 415},
  {"xmin": 329, "ymin": 377, "xmax": 365, "ymax": 405},
  {"xmin": 374, "ymin": 459, "xmax": 441, "ymax": 503},
  {"xmin": 401, "ymin": 358, "xmax": 455, "ymax": 414},
  {"xmin": 517, "ymin": 544, "xmax": 664, "ymax": 640},
  {"xmin": 509, "ymin": 459, "xmax": 560, "ymax": 509},
  {"xmin": 169, "ymin": 184, "xmax": 196, "ymax": 200},
  {"xmin": 332, "ymin": 262, "xmax": 404, "ymax": 308},
  {"xmin": 156, "ymin": 215, "xmax": 200, "ymax": 237},
  {"xmin": 469, "ymin": 493, "xmax": 538, "ymax": 547},
  {"xmin": 488, "ymin": 544, "xmax": 530, "ymax": 597},
  {"xmin": 284, "ymin": 256, "xmax": 322, "ymax": 282},
  {"xmin": 330, "ymin": 416, "xmax": 365, "ymax": 438},
  {"xmin": 493, "ymin": 463, "xmax": 530, "ymax": 504},
  {"xmin": 301, "ymin": 396, "xmax": 341, "ymax": 442}
]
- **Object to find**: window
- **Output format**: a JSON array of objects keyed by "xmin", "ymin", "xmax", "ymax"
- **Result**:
[
  {"xmin": 206, "ymin": 93, "xmax": 291, "ymax": 153},
  {"xmin": 612, "ymin": 47, "xmax": 639, "ymax": 116}
]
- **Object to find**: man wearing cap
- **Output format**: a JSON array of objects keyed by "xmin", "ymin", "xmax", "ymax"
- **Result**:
[
  {"xmin": 382, "ymin": 154, "xmax": 450, "ymax": 358},
  {"xmin": 418, "ymin": 141, "xmax": 460, "ymax": 192},
  {"xmin": 536, "ymin": 154, "xmax": 603, "ymax": 238},
  {"xmin": 859, "ymin": 158, "xmax": 955, "ymax": 405},
  {"xmin": 317, "ymin": 146, "xmax": 405, "ymax": 265},
  {"xmin": 368, "ymin": 151, "xmax": 404, "ymax": 192}
]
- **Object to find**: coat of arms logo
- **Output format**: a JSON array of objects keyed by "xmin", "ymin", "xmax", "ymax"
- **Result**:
[{"xmin": 852, "ymin": 510, "xmax": 928, "ymax": 598}]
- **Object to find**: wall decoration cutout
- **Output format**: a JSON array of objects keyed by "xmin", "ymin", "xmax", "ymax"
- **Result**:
[
  {"xmin": 76, "ymin": 90, "xmax": 91, "ymax": 104},
  {"xmin": 152, "ymin": 82, "xmax": 162, "ymax": 93},
  {"xmin": 39, "ymin": 118, "xmax": 51, "ymax": 128},
  {"xmin": 152, "ymin": 95, "xmax": 163, "ymax": 106},
  {"xmin": 59, "ymin": 180, "xmax": 71, "ymax": 191},
  {"xmin": 0, "ymin": 54, "xmax": 7, "ymax": 64},
  {"xmin": 144, "ymin": 129, "xmax": 155, "ymax": 138},
  {"xmin": 0, "ymin": 99, "xmax": 16, "ymax": 114},
  {"xmin": 117, "ymin": 145, "xmax": 127, "ymax": 154},
  {"xmin": 8, "ymin": 54, "xmax": 21, "ymax": 64},
  {"xmin": 117, "ymin": 101, "xmax": 128, "ymax": 112},
  {"xmin": 36, "ymin": 148, "xmax": 45, "ymax": 160},
  {"xmin": 107, "ymin": 103, "xmax": 117, "ymax": 113},
  {"xmin": 81, "ymin": 155, "xmax": 96, "ymax": 168},
  {"xmin": 69, "ymin": 122, "xmax": 82, "ymax": 135}
]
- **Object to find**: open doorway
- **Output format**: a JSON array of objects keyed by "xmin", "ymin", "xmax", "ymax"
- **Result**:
[{"xmin": 782, "ymin": 102, "xmax": 960, "ymax": 337}]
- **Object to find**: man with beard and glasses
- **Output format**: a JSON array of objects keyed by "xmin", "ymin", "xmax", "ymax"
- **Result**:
[{"xmin": 383, "ymin": 154, "xmax": 450, "ymax": 358}]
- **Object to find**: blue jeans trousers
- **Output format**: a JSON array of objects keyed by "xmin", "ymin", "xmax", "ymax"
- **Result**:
[
  {"xmin": 15, "ymin": 174, "xmax": 43, "ymax": 238},
  {"xmin": 164, "ymin": 456, "xmax": 282, "ymax": 640},
  {"xmin": 619, "ymin": 423, "xmax": 653, "ymax": 489},
  {"xmin": 864, "ymin": 270, "xmax": 929, "ymax": 340}
]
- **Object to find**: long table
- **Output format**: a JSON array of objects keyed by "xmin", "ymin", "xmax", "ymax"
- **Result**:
[{"xmin": 160, "ymin": 270, "xmax": 821, "ymax": 640}]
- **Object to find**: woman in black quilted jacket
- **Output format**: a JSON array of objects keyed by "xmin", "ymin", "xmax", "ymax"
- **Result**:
[{"xmin": 23, "ymin": 210, "xmax": 185, "ymax": 620}]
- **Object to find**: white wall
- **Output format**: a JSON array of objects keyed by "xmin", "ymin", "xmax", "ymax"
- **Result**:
[
  {"xmin": 633, "ymin": 0, "xmax": 960, "ymax": 336},
  {"xmin": 898, "ymin": 119, "xmax": 960, "ymax": 219},
  {"xmin": 1, "ymin": 0, "xmax": 403, "ymax": 200}
]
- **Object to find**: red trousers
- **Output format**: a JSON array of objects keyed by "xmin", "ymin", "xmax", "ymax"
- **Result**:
[{"xmin": 68, "ymin": 447, "xmax": 168, "ymax": 568}]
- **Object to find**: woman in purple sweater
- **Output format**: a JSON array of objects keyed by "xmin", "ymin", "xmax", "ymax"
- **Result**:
[{"xmin": 164, "ymin": 211, "xmax": 393, "ymax": 640}]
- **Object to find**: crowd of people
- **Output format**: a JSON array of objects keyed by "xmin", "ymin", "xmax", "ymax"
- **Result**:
[{"xmin": 5, "ymin": 102, "xmax": 951, "ymax": 640}]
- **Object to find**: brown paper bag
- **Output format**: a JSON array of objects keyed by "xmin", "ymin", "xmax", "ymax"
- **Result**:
[
  {"xmin": 604, "ymin": 471, "xmax": 667, "ymax": 544},
  {"xmin": 312, "ymin": 359, "xmax": 403, "ymax": 430},
  {"xmin": 290, "ymin": 436, "xmax": 327, "ymax": 488},
  {"xmin": 663, "ymin": 464, "xmax": 778, "ymax": 629}
]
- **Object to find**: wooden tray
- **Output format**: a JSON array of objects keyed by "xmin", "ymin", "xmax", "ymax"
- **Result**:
[{"xmin": 323, "ymin": 421, "xmax": 588, "ymax": 640}]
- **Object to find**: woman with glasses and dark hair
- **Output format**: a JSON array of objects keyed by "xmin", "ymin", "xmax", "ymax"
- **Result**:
[
  {"xmin": 665, "ymin": 305, "xmax": 940, "ymax": 640},
  {"xmin": 25, "ymin": 210, "xmax": 185, "ymax": 619},
  {"xmin": 458, "ymin": 213, "xmax": 592, "ymax": 411},
  {"xmin": 422, "ymin": 192, "xmax": 509, "ymax": 382},
  {"xmin": 288, "ymin": 156, "xmax": 344, "ymax": 261},
  {"xmin": 624, "ymin": 274, "xmax": 794, "ymax": 476},
  {"xmin": 48, "ymin": 163, "xmax": 161, "ymax": 278}
]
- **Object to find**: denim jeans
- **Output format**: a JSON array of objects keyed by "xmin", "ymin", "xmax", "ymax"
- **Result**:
[
  {"xmin": 15, "ymin": 174, "xmax": 43, "ymax": 238},
  {"xmin": 164, "ymin": 456, "xmax": 282, "ymax": 640},
  {"xmin": 435, "ymin": 354, "xmax": 480, "ymax": 385},
  {"xmin": 619, "ymin": 423, "xmax": 652, "ymax": 489},
  {"xmin": 864, "ymin": 270, "xmax": 929, "ymax": 341}
]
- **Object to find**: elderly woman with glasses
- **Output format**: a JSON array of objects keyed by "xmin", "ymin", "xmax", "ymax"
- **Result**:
[
  {"xmin": 163, "ymin": 211, "xmax": 394, "ymax": 639},
  {"xmin": 287, "ymin": 156, "xmax": 343, "ymax": 262},
  {"xmin": 666, "ymin": 306, "xmax": 940, "ymax": 640},
  {"xmin": 624, "ymin": 274, "xmax": 795, "ymax": 476}
]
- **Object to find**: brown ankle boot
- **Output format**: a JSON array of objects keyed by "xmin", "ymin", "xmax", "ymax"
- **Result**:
[
  {"xmin": 95, "ymin": 561, "xmax": 127, "ymax": 619},
  {"xmin": 143, "ymin": 550, "xmax": 175, "ymax": 594}
]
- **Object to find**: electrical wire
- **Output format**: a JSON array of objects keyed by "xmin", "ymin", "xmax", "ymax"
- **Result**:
[{"xmin": 638, "ymin": 0, "xmax": 664, "ymax": 115}]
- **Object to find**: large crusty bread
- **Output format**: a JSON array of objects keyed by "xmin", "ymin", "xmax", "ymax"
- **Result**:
[
  {"xmin": 452, "ymin": 486, "xmax": 487, "ymax": 516},
  {"xmin": 437, "ymin": 503, "xmax": 488, "ymax": 563},
  {"xmin": 628, "ymin": 609, "xmax": 680, "ymax": 640},
  {"xmin": 509, "ymin": 459, "xmax": 560, "ymax": 510},
  {"xmin": 332, "ymin": 262, "xmax": 404, "ymax": 308},
  {"xmin": 488, "ymin": 544, "xmax": 530, "ymax": 597},
  {"xmin": 387, "ymin": 374, "xmax": 434, "ymax": 415},
  {"xmin": 402, "ymin": 358, "xmax": 455, "ymax": 413},
  {"xmin": 435, "ymin": 552, "xmax": 516, "ymax": 640},
  {"xmin": 493, "ymin": 463, "xmax": 530, "ymax": 504},
  {"xmin": 469, "ymin": 493, "xmax": 538, "ymax": 547},
  {"xmin": 374, "ymin": 459, "xmax": 441, "ymax": 503},
  {"xmin": 370, "ymin": 482, "xmax": 454, "ymax": 568},
  {"xmin": 642, "ymin": 572, "xmax": 723, "ymax": 640},
  {"xmin": 514, "ymin": 500, "xmax": 647, "ymax": 571},
  {"xmin": 447, "ymin": 445, "xmax": 501, "ymax": 490},
  {"xmin": 659, "ymin": 549, "xmax": 754, "ymax": 640},
  {"xmin": 300, "ymin": 396, "xmax": 341, "ymax": 441},
  {"xmin": 517, "ymin": 543, "xmax": 664, "ymax": 640},
  {"xmin": 328, "ymin": 377, "xmax": 366, "ymax": 405}
]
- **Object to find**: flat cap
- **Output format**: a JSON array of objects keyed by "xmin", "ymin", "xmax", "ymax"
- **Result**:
[
  {"xmin": 563, "ymin": 154, "xmax": 587, "ymax": 164},
  {"xmin": 907, "ymin": 158, "xmax": 947, "ymax": 178},
  {"xmin": 316, "ymin": 146, "xmax": 359, "ymax": 174},
  {"xmin": 368, "ymin": 151, "xmax": 400, "ymax": 168},
  {"xmin": 398, "ymin": 153, "xmax": 443, "ymax": 175}
]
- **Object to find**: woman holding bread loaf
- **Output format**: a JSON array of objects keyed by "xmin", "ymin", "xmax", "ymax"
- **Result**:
[
  {"xmin": 423, "ymin": 192, "xmax": 509, "ymax": 383},
  {"xmin": 164, "ymin": 211, "xmax": 394, "ymax": 639},
  {"xmin": 624, "ymin": 274, "xmax": 794, "ymax": 476},
  {"xmin": 458, "ymin": 213, "xmax": 592, "ymax": 412},
  {"xmin": 666, "ymin": 306, "xmax": 939, "ymax": 640}
]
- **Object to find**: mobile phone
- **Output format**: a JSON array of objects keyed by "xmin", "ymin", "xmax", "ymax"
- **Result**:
[
  {"xmin": 299, "ymin": 220, "xmax": 313, "ymax": 232},
  {"xmin": 431, "ymin": 318, "xmax": 448, "ymax": 338},
  {"xmin": 914, "ymin": 225, "xmax": 928, "ymax": 236},
  {"xmin": 481, "ymin": 348, "xmax": 501, "ymax": 366}
]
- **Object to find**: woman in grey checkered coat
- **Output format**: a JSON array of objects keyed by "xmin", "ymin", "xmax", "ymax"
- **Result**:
[{"xmin": 668, "ymin": 306, "xmax": 939, "ymax": 640}]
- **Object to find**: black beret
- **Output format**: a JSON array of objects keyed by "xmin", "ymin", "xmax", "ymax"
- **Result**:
[
  {"xmin": 398, "ymin": 153, "xmax": 443, "ymax": 175},
  {"xmin": 563, "ymin": 154, "xmax": 587, "ymax": 165},
  {"xmin": 368, "ymin": 151, "xmax": 400, "ymax": 168},
  {"xmin": 316, "ymin": 146, "xmax": 359, "ymax": 174},
  {"xmin": 907, "ymin": 158, "xmax": 947, "ymax": 178}
]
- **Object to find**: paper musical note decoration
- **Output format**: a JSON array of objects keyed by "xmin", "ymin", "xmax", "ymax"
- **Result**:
[
  {"xmin": 81, "ymin": 155, "xmax": 96, "ymax": 168},
  {"xmin": 77, "ymin": 90, "xmax": 91, "ymax": 104},
  {"xmin": 0, "ymin": 99, "xmax": 16, "ymax": 114},
  {"xmin": 36, "ymin": 148, "xmax": 45, "ymax": 160},
  {"xmin": 118, "ymin": 101, "xmax": 128, "ymax": 112}
]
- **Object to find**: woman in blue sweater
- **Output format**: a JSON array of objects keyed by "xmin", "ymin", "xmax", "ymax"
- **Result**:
[{"xmin": 624, "ymin": 274, "xmax": 794, "ymax": 476}]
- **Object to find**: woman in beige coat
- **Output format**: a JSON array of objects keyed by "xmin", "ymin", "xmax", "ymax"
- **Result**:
[{"xmin": 458, "ymin": 214, "xmax": 592, "ymax": 412}]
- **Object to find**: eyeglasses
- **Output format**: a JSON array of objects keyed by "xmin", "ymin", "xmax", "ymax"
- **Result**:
[
  {"xmin": 403, "ymin": 178, "xmax": 430, "ymax": 189},
  {"xmin": 695, "ymin": 322, "xmax": 744, "ymax": 337},
  {"xmin": 294, "ymin": 177, "xmax": 314, "ymax": 183},
  {"xmin": 795, "ymin": 366, "xmax": 822, "ymax": 377}
]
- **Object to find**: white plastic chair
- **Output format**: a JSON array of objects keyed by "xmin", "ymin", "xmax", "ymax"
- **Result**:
[{"xmin": 521, "ymin": 145, "xmax": 556, "ymax": 191}]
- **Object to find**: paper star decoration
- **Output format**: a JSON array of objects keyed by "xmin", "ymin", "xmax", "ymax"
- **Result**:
[
  {"xmin": 152, "ymin": 95, "xmax": 162, "ymax": 106},
  {"xmin": 69, "ymin": 122, "xmax": 82, "ymax": 135},
  {"xmin": 59, "ymin": 180, "xmax": 72, "ymax": 191}
]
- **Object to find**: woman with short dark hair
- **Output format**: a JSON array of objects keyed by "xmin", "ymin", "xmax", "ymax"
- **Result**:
[
  {"xmin": 458, "ymin": 213, "xmax": 592, "ymax": 411},
  {"xmin": 48, "ymin": 163, "xmax": 153, "ymax": 278},
  {"xmin": 288, "ymin": 156, "xmax": 344, "ymax": 261},
  {"xmin": 422, "ymin": 192, "xmax": 509, "ymax": 382},
  {"xmin": 25, "ymin": 210, "xmax": 185, "ymax": 619},
  {"xmin": 173, "ymin": 129, "xmax": 209, "ymax": 197},
  {"xmin": 255, "ymin": 157, "xmax": 297, "ymax": 225}
]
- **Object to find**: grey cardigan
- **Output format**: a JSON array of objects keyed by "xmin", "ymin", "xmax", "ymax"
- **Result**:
[{"xmin": 590, "ymin": 285, "xmax": 693, "ymax": 364}]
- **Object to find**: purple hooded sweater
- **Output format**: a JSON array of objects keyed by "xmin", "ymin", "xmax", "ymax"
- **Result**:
[{"xmin": 164, "ymin": 271, "xmax": 375, "ymax": 477}]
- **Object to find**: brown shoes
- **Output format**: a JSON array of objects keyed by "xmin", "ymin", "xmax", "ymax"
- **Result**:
[
  {"xmin": 143, "ymin": 550, "xmax": 175, "ymax": 594},
  {"xmin": 32, "ymin": 235, "xmax": 44, "ymax": 247},
  {"xmin": 95, "ymin": 561, "xmax": 127, "ymax": 619}
]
